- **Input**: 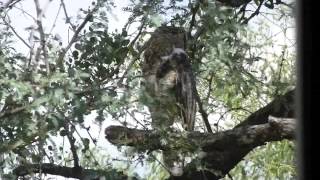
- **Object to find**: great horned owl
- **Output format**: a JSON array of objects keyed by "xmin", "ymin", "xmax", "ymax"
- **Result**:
[
  {"xmin": 142, "ymin": 26, "xmax": 197, "ymax": 176},
  {"xmin": 142, "ymin": 26, "xmax": 196, "ymax": 131}
]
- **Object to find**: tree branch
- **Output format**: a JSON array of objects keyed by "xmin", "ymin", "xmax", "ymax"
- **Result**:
[
  {"xmin": 105, "ymin": 115, "xmax": 295, "ymax": 151},
  {"xmin": 186, "ymin": 57, "xmax": 213, "ymax": 133},
  {"xmin": 56, "ymin": 7, "xmax": 96, "ymax": 72},
  {"xmin": 241, "ymin": 0, "xmax": 264, "ymax": 24},
  {"xmin": 187, "ymin": 0, "xmax": 201, "ymax": 39},
  {"xmin": 1, "ymin": 16, "xmax": 32, "ymax": 49},
  {"xmin": 62, "ymin": 120, "xmax": 80, "ymax": 168},
  {"xmin": 105, "ymin": 89, "xmax": 296, "ymax": 179},
  {"xmin": 1, "ymin": 0, "xmax": 23, "ymax": 9},
  {"xmin": 13, "ymin": 163, "xmax": 137, "ymax": 180},
  {"xmin": 60, "ymin": 0, "xmax": 75, "ymax": 28},
  {"xmin": 117, "ymin": 17, "xmax": 147, "ymax": 86},
  {"xmin": 34, "ymin": 0, "xmax": 49, "ymax": 75},
  {"xmin": 194, "ymin": 89, "xmax": 213, "ymax": 133},
  {"xmin": 235, "ymin": 89, "xmax": 295, "ymax": 127},
  {"xmin": 105, "ymin": 115, "xmax": 295, "ymax": 179}
]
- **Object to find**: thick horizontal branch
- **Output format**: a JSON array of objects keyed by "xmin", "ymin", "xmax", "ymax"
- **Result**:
[
  {"xmin": 13, "ymin": 163, "xmax": 81, "ymax": 179},
  {"xmin": 105, "ymin": 89, "xmax": 296, "ymax": 179},
  {"xmin": 13, "ymin": 163, "xmax": 137, "ymax": 180},
  {"xmin": 105, "ymin": 116, "xmax": 295, "ymax": 151},
  {"xmin": 105, "ymin": 89, "xmax": 296, "ymax": 150},
  {"xmin": 105, "ymin": 116, "xmax": 295, "ymax": 179}
]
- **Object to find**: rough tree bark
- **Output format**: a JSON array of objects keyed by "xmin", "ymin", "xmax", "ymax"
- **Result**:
[
  {"xmin": 105, "ymin": 89, "xmax": 296, "ymax": 180},
  {"xmin": 13, "ymin": 163, "xmax": 136, "ymax": 180}
]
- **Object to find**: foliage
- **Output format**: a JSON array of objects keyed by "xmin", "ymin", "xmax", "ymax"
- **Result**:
[
  {"xmin": 228, "ymin": 140, "xmax": 296, "ymax": 180},
  {"xmin": 0, "ymin": 0, "xmax": 296, "ymax": 179}
]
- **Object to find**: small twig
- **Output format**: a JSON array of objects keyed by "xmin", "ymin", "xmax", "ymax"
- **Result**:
[
  {"xmin": 2, "ymin": 0, "xmax": 22, "ymax": 9},
  {"xmin": 57, "ymin": 8, "xmax": 96, "ymax": 71},
  {"xmin": 26, "ymin": 45, "xmax": 34, "ymax": 69},
  {"xmin": 215, "ymin": 107, "xmax": 252, "ymax": 131},
  {"xmin": 116, "ymin": 56, "xmax": 140, "ymax": 86},
  {"xmin": 276, "ymin": 1, "xmax": 295, "ymax": 9},
  {"xmin": 192, "ymin": 26, "xmax": 206, "ymax": 41},
  {"xmin": 56, "ymin": 110, "xmax": 81, "ymax": 168},
  {"xmin": 184, "ymin": 23, "xmax": 212, "ymax": 133},
  {"xmin": 34, "ymin": 0, "xmax": 49, "ymax": 75},
  {"xmin": 195, "ymin": 93, "xmax": 213, "ymax": 133},
  {"xmin": 63, "ymin": 121, "xmax": 80, "ymax": 168},
  {"xmin": 148, "ymin": 152, "xmax": 172, "ymax": 173},
  {"xmin": 117, "ymin": 17, "xmax": 146, "ymax": 86},
  {"xmin": 49, "ymin": 3, "xmax": 62, "ymax": 34},
  {"xmin": 187, "ymin": 25, "xmax": 206, "ymax": 62},
  {"xmin": 72, "ymin": 124, "xmax": 100, "ymax": 165},
  {"xmin": 242, "ymin": 0, "xmax": 264, "ymax": 24},
  {"xmin": 84, "ymin": 126, "xmax": 97, "ymax": 145},
  {"xmin": 128, "ymin": 17, "xmax": 146, "ymax": 48},
  {"xmin": 126, "ymin": 109, "xmax": 148, "ymax": 130},
  {"xmin": 13, "ymin": 6, "xmax": 37, "ymax": 21},
  {"xmin": 227, "ymin": 172, "xmax": 234, "ymax": 180},
  {"xmin": 275, "ymin": 50, "xmax": 285, "ymax": 96},
  {"xmin": 236, "ymin": 3, "xmax": 248, "ymax": 22},
  {"xmin": 205, "ymin": 72, "xmax": 214, "ymax": 102},
  {"xmin": 188, "ymin": 0, "xmax": 201, "ymax": 39},
  {"xmin": 60, "ymin": 0, "xmax": 75, "ymax": 29},
  {"xmin": 1, "ymin": 17, "xmax": 32, "ymax": 49},
  {"xmin": 190, "ymin": 73, "xmax": 213, "ymax": 133}
]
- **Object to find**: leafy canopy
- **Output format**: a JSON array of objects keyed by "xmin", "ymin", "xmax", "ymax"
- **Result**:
[{"xmin": 0, "ymin": 0, "xmax": 295, "ymax": 179}]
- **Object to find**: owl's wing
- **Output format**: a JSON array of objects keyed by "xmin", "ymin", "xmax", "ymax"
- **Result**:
[{"xmin": 176, "ymin": 63, "xmax": 197, "ymax": 131}]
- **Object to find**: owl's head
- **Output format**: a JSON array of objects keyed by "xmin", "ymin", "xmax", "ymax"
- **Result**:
[{"xmin": 160, "ymin": 48, "xmax": 188, "ymax": 68}]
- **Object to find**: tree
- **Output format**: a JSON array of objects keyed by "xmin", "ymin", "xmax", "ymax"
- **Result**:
[{"xmin": 0, "ymin": 0, "xmax": 296, "ymax": 179}]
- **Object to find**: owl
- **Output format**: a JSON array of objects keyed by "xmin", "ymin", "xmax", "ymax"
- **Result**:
[
  {"xmin": 142, "ymin": 26, "xmax": 196, "ymax": 131},
  {"xmin": 142, "ymin": 26, "xmax": 197, "ymax": 176}
]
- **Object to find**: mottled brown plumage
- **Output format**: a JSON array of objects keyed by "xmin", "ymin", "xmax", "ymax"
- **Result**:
[
  {"xmin": 142, "ymin": 26, "xmax": 196, "ymax": 131},
  {"xmin": 142, "ymin": 26, "xmax": 198, "ymax": 175}
]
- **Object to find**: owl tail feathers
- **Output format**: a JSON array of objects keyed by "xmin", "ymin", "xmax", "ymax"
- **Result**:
[{"xmin": 163, "ymin": 150, "xmax": 184, "ymax": 177}]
